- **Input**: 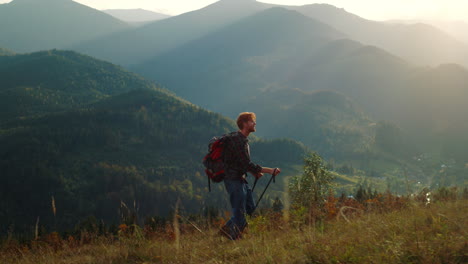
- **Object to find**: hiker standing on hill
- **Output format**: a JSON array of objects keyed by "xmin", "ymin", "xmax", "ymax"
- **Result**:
[{"xmin": 220, "ymin": 112, "xmax": 281, "ymax": 240}]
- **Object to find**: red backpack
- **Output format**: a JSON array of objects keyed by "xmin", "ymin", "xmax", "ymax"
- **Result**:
[{"xmin": 203, "ymin": 134, "xmax": 230, "ymax": 191}]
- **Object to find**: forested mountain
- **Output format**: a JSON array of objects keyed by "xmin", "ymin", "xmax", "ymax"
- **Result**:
[
  {"xmin": 134, "ymin": 7, "xmax": 345, "ymax": 110},
  {"xmin": 72, "ymin": 0, "xmax": 274, "ymax": 65},
  {"xmin": 0, "ymin": 89, "xmax": 307, "ymax": 234},
  {"xmin": 102, "ymin": 9, "xmax": 171, "ymax": 24},
  {"xmin": 0, "ymin": 0, "xmax": 129, "ymax": 52},
  {"xmin": 290, "ymin": 4, "xmax": 468, "ymax": 68},
  {"xmin": 0, "ymin": 49, "xmax": 308, "ymax": 234},
  {"xmin": 0, "ymin": 50, "xmax": 158, "ymax": 122}
]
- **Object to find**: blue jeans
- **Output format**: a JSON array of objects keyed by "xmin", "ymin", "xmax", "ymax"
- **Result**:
[{"xmin": 223, "ymin": 179, "xmax": 255, "ymax": 239}]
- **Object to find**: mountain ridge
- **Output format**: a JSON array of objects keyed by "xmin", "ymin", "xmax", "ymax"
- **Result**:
[
  {"xmin": 72, "ymin": 0, "xmax": 273, "ymax": 65},
  {"xmin": 0, "ymin": 0, "xmax": 130, "ymax": 52},
  {"xmin": 102, "ymin": 8, "xmax": 171, "ymax": 23}
]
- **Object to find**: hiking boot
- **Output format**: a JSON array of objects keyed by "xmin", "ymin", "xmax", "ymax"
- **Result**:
[{"xmin": 219, "ymin": 225, "xmax": 234, "ymax": 240}]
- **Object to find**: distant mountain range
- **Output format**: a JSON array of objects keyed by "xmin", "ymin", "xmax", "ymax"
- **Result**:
[
  {"xmin": 289, "ymin": 4, "xmax": 468, "ymax": 68},
  {"xmin": 70, "ymin": 1, "xmax": 468, "ymax": 68},
  {"xmin": 3, "ymin": 0, "xmax": 466, "ymax": 67},
  {"xmin": 131, "ymin": 6, "xmax": 468, "ymax": 164},
  {"xmin": 72, "ymin": 0, "xmax": 274, "ymax": 65},
  {"xmin": 0, "ymin": 50, "xmax": 308, "ymax": 233},
  {"xmin": 387, "ymin": 19, "xmax": 468, "ymax": 45},
  {"xmin": 102, "ymin": 9, "xmax": 171, "ymax": 24},
  {"xmin": 2, "ymin": 0, "xmax": 467, "ymax": 66},
  {"xmin": 131, "ymin": 7, "xmax": 405, "ymax": 117},
  {"xmin": 134, "ymin": 7, "xmax": 345, "ymax": 109},
  {"xmin": 0, "ymin": 0, "xmax": 129, "ymax": 52}
]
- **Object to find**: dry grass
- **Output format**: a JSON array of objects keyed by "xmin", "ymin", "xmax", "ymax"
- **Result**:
[{"xmin": 1, "ymin": 200, "xmax": 466, "ymax": 264}]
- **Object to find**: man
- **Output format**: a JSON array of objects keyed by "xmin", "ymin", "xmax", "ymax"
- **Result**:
[{"xmin": 220, "ymin": 112, "xmax": 281, "ymax": 240}]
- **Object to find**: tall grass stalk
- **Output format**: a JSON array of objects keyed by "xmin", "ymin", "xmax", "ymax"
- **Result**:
[{"xmin": 1, "ymin": 200, "xmax": 466, "ymax": 264}]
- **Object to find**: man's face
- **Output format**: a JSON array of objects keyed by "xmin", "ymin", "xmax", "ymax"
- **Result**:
[{"xmin": 245, "ymin": 119, "xmax": 256, "ymax": 132}]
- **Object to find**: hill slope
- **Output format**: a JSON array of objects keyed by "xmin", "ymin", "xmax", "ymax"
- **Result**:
[{"xmin": 0, "ymin": 0, "xmax": 129, "ymax": 52}]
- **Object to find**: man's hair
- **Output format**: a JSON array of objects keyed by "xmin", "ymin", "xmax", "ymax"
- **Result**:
[{"xmin": 237, "ymin": 112, "xmax": 256, "ymax": 129}]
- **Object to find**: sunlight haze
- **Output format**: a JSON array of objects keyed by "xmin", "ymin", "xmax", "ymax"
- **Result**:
[{"xmin": 0, "ymin": 0, "xmax": 466, "ymax": 22}]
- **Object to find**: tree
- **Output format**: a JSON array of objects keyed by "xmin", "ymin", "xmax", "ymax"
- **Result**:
[
  {"xmin": 289, "ymin": 152, "xmax": 335, "ymax": 209},
  {"xmin": 272, "ymin": 197, "xmax": 284, "ymax": 212}
]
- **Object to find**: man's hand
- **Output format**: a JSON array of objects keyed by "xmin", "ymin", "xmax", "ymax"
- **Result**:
[
  {"xmin": 272, "ymin": 168, "xmax": 281, "ymax": 176},
  {"xmin": 260, "ymin": 167, "xmax": 281, "ymax": 176},
  {"xmin": 254, "ymin": 172, "xmax": 264, "ymax": 179}
]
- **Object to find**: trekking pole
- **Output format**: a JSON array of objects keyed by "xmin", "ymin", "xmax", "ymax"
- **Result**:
[
  {"xmin": 208, "ymin": 176, "xmax": 211, "ymax": 192},
  {"xmin": 253, "ymin": 168, "xmax": 277, "ymax": 213},
  {"xmin": 251, "ymin": 177, "xmax": 259, "ymax": 193}
]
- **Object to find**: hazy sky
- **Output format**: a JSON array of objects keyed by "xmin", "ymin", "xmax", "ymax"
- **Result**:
[{"xmin": 0, "ymin": 0, "xmax": 467, "ymax": 22}]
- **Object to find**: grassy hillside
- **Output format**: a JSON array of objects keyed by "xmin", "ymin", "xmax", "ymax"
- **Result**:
[
  {"xmin": 0, "ymin": 0, "xmax": 129, "ymax": 52},
  {"xmin": 1, "ymin": 196, "xmax": 465, "ymax": 263}
]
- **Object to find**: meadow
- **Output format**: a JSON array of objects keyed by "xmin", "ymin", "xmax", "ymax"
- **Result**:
[{"xmin": 1, "ymin": 190, "xmax": 466, "ymax": 264}]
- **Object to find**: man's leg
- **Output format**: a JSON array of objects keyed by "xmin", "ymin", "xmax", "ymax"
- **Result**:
[{"xmin": 222, "ymin": 179, "xmax": 247, "ymax": 239}]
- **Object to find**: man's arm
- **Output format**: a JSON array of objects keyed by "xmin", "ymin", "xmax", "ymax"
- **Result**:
[
  {"xmin": 253, "ymin": 167, "xmax": 281, "ymax": 179},
  {"xmin": 230, "ymin": 135, "xmax": 281, "ymax": 178}
]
